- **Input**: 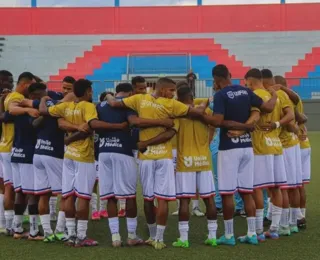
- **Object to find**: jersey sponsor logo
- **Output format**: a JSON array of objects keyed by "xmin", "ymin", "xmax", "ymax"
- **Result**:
[
  {"xmin": 144, "ymin": 144, "xmax": 167, "ymax": 156},
  {"xmin": 35, "ymin": 139, "xmax": 54, "ymax": 151},
  {"xmin": 264, "ymin": 137, "xmax": 282, "ymax": 147},
  {"xmin": 231, "ymin": 133, "xmax": 251, "ymax": 144},
  {"xmin": 226, "ymin": 90, "xmax": 248, "ymax": 100},
  {"xmin": 140, "ymin": 99, "xmax": 163, "ymax": 110},
  {"xmin": 99, "ymin": 137, "xmax": 123, "ymax": 148},
  {"xmin": 11, "ymin": 147, "xmax": 26, "ymax": 158},
  {"xmin": 183, "ymin": 155, "xmax": 210, "ymax": 168},
  {"xmin": 65, "ymin": 146, "xmax": 81, "ymax": 158},
  {"xmin": 65, "ymin": 108, "xmax": 81, "ymax": 117}
]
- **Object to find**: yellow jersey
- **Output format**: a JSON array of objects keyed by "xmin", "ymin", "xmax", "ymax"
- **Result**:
[
  {"xmin": 0, "ymin": 92, "xmax": 24, "ymax": 153},
  {"xmin": 48, "ymin": 101, "xmax": 98, "ymax": 163},
  {"xmin": 278, "ymin": 90, "xmax": 299, "ymax": 148},
  {"xmin": 122, "ymin": 94, "xmax": 189, "ymax": 160},
  {"xmin": 252, "ymin": 89, "xmax": 282, "ymax": 155},
  {"xmin": 296, "ymin": 99, "xmax": 311, "ymax": 149},
  {"xmin": 194, "ymin": 98, "xmax": 208, "ymax": 106},
  {"xmin": 176, "ymin": 107, "xmax": 212, "ymax": 172}
]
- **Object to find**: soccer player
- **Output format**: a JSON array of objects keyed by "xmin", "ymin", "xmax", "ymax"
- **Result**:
[
  {"xmin": 244, "ymin": 69, "xmax": 293, "ymax": 240},
  {"xmin": 105, "ymin": 77, "xmax": 206, "ymax": 249},
  {"xmin": 211, "ymin": 64, "xmax": 277, "ymax": 246},
  {"xmin": 261, "ymin": 70, "xmax": 301, "ymax": 235},
  {"xmin": 39, "ymin": 79, "xmax": 100, "ymax": 247}
]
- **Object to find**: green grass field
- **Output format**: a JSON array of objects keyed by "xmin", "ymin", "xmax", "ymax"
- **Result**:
[{"xmin": 1, "ymin": 132, "xmax": 319, "ymax": 260}]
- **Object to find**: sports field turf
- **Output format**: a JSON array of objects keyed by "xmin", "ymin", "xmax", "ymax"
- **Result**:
[{"xmin": 1, "ymin": 132, "xmax": 319, "ymax": 260}]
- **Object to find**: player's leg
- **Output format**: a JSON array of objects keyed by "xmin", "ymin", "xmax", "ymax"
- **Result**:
[
  {"xmin": 0, "ymin": 159, "xmax": 5, "ymax": 233},
  {"xmin": 191, "ymin": 192, "xmax": 205, "ymax": 217},
  {"xmin": 238, "ymin": 148, "xmax": 258, "ymax": 245},
  {"xmin": 172, "ymin": 171, "xmax": 196, "ymax": 248},
  {"xmin": 171, "ymin": 149, "xmax": 179, "ymax": 216},
  {"xmin": 153, "ymin": 159, "xmax": 176, "ymax": 250},
  {"xmin": 49, "ymin": 196, "xmax": 57, "ymax": 221},
  {"xmin": 74, "ymin": 161, "xmax": 98, "ymax": 247},
  {"xmin": 90, "ymin": 180, "xmax": 99, "ymax": 220},
  {"xmin": 197, "ymin": 170, "xmax": 217, "ymax": 247},
  {"xmin": 139, "ymin": 160, "xmax": 156, "ymax": 244},
  {"xmin": 216, "ymin": 150, "xmax": 238, "ymax": 246},
  {"xmin": 118, "ymin": 199, "xmax": 126, "ymax": 217},
  {"xmin": 212, "ymin": 152, "xmax": 222, "ymax": 215}
]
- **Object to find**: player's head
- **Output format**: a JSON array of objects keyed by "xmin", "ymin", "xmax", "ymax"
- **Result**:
[
  {"xmin": 261, "ymin": 69, "xmax": 275, "ymax": 87},
  {"xmin": 62, "ymin": 76, "xmax": 75, "ymax": 97},
  {"xmin": 0, "ymin": 70, "xmax": 14, "ymax": 91},
  {"xmin": 177, "ymin": 86, "xmax": 193, "ymax": 105},
  {"xmin": 132, "ymin": 76, "xmax": 147, "ymax": 94},
  {"xmin": 176, "ymin": 81, "xmax": 189, "ymax": 90},
  {"xmin": 155, "ymin": 77, "xmax": 176, "ymax": 99},
  {"xmin": 28, "ymin": 82, "xmax": 47, "ymax": 100},
  {"xmin": 116, "ymin": 83, "xmax": 133, "ymax": 97},
  {"xmin": 34, "ymin": 75, "xmax": 45, "ymax": 84},
  {"xmin": 274, "ymin": 75, "xmax": 287, "ymax": 87},
  {"xmin": 99, "ymin": 91, "xmax": 114, "ymax": 102},
  {"xmin": 17, "ymin": 72, "xmax": 36, "ymax": 95},
  {"xmin": 73, "ymin": 79, "xmax": 93, "ymax": 102},
  {"xmin": 212, "ymin": 64, "xmax": 231, "ymax": 89},
  {"xmin": 244, "ymin": 68, "xmax": 263, "ymax": 90}
]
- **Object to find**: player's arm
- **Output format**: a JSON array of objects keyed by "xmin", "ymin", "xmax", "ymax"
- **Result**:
[
  {"xmin": 254, "ymin": 89, "xmax": 277, "ymax": 113},
  {"xmin": 89, "ymin": 119, "xmax": 128, "ymax": 131},
  {"xmin": 127, "ymin": 114, "xmax": 174, "ymax": 129},
  {"xmin": 64, "ymin": 131, "xmax": 91, "ymax": 146},
  {"xmin": 104, "ymin": 94, "xmax": 126, "ymax": 108},
  {"xmin": 295, "ymin": 109, "xmax": 308, "ymax": 125},
  {"xmin": 57, "ymin": 118, "xmax": 90, "ymax": 133},
  {"xmin": 39, "ymin": 96, "xmax": 52, "ymax": 116},
  {"xmin": 0, "ymin": 95, "xmax": 8, "ymax": 121},
  {"xmin": 278, "ymin": 85, "xmax": 300, "ymax": 105},
  {"xmin": 8, "ymin": 100, "xmax": 39, "ymax": 117}
]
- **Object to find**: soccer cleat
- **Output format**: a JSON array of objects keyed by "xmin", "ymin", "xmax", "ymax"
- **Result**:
[
  {"xmin": 13, "ymin": 231, "xmax": 29, "ymax": 239},
  {"xmin": 23, "ymin": 215, "xmax": 29, "ymax": 224},
  {"xmin": 153, "ymin": 240, "xmax": 167, "ymax": 250},
  {"xmin": 91, "ymin": 211, "xmax": 100, "ymax": 221},
  {"xmin": 238, "ymin": 235, "xmax": 259, "ymax": 245},
  {"xmin": 54, "ymin": 232, "xmax": 68, "ymax": 242},
  {"xmin": 112, "ymin": 233, "xmax": 122, "ymax": 247},
  {"xmin": 28, "ymin": 232, "xmax": 44, "ymax": 241},
  {"xmin": 74, "ymin": 237, "xmax": 99, "ymax": 247},
  {"xmin": 216, "ymin": 208, "xmax": 223, "ymax": 216},
  {"xmin": 118, "ymin": 209, "xmax": 126, "ymax": 218},
  {"xmin": 205, "ymin": 238, "xmax": 217, "ymax": 247},
  {"xmin": 50, "ymin": 213, "xmax": 57, "ymax": 222},
  {"xmin": 217, "ymin": 235, "xmax": 236, "ymax": 246},
  {"xmin": 297, "ymin": 218, "xmax": 306, "ymax": 229},
  {"xmin": 290, "ymin": 225, "xmax": 299, "ymax": 234},
  {"xmin": 64, "ymin": 236, "xmax": 76, "ymax": 247},
  {"xmin": 99, "ymin": 210, "xmax": 108, "ymax": 218},
  {"xmin": 279, "ymin": 227, "xmax": 291, "ymax": 236},
  {"xmin": 192, "ymin": 207, "xmax": 205, "ymax": 217},
  {"xmin": 127, "ymin": 235, "xmax": 144, "ymax": 246},
  {"xmin": 145, "ymin": 237, "xmax": 155, "ymax": 246},
  {"xmin": 43, "ymin": 234, "xmax": 56, "ymax": 243},
  {"xmin": 171, "ymin": 210, "xmax": 179, "ymax": 216},
  {"xmin": 257, "ymin": 233, "xmax": 266, "ymax": 242},
  {"xmin": 173, "ymin": 239, "xmax": 190, "ymax": 248},
  {"xmin": 264, "ymin": 230, "xmax": 280, "ymax": 240}
]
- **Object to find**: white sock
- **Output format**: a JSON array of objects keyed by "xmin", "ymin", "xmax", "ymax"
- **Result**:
[
  {"xmin": 296, "ymin": 208, "xmax": 304, "ymax": 220},
  {"xmin": 0, "ymin": 194, "xmax": 5, "ymax": 228},
  {"xmin": 4, "ymin": 210, "xmax": 14, "ymax": 230},
  {"xmin": 155, "ymin": 225, "xmax": 166, "ymax": 242},
  {"xmin": 247, "ymin": 217, "xmax": 256, "ymax": 237},
  {"xmin": 176, "ymin": 199, "xmax": 180, "ymax": 211},
  {"xmin": 267, "ymin": 202, "xmax": 273, "ymax": 220},
  {"xmin": 119, "ymin": 199, "xmax": 126, "ymax": 210},
  {"xmin": 255, "ymin": 209, "xmax": 264, "ymax": 234},
  {"xmin": 108, "ymin": 217, "xmax": 119, "ymax": 234},
  {"xmin": 90, "ymin": 193, "xmax": 98, "ymax": 212},
  {"xmin": 29, "ymin": 215, "xmax": 39, "ymax": 236},
  {"xmin": 224, "ymin": 219, "xmax": 234, "ymax": 239},
  {"xmin": 126, "ymin": 217, "xmax": 137, "ymax": 238},
  {"xmin": 270, "ymin": 205, "xmax": 282, "ymax": 232},
  {"xmin": 179, "ymin": 221, "xmax": 189, "ymax": 241},
  {"xmin": 289, "ymin": 208, "xmax": 298, "ymax": 226},
  {"xmin": 24, "ymin": 207, "xmax": 29, "ymax": 216},
  {"xmin": 66, "ymin": 218, "xmax": 76, "ymax": 237},
  {"xmin": 55, "ymin": 211, "xmax": 66, "ymax": 233},
  {"xmin": 301, "ymin": 208, "xmax": 306, "ymax": 218},
  {"xmin": 207, "ymin": 219, "xmax": 217, "ymax": 239},
  {"xmin": 192, "ymin": 200, "xmax": 199, "ymax": 210},
  {"xmin": 99, "ymin": 199, "xmax": 107, "ymax": 211},
  {"xmin": 49, "ymin": 197, "xmax": 57, "ymax": 215},
  {"xmin": 147, "ymin": 223, "xmax": 157, "ymax": 239},
  {"xmin": 40, "ymin": 214, "xmax": 53, "ymax": 235},
  {"xmin": 77, "ymin": 220, "xmax": 88, "ymax": 240},
  {"xmin": 280, "ymin": 208, "xmax": 289, "ymax": 228},
  {"xmin": 13, "ymin": 215, "xmax": 23, "ymax": 233}
]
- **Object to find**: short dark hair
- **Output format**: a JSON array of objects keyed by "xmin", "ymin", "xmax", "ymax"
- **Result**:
[
  {"xmin": 34, "ymin": 75, "xmax": 44, "ymax": 83},
  {"xmin": 244, "ymin": 68, "xmax": 262, "ymax": 80},
  {"xmin": 73, "ymin": 79, "xmax": 92, "ymax": 98},
  {"xmin": 0, "ymin": 70, "xmax": 13, "ymax": 78},
  {"xmin": 17, "ymin": 72, "xmax": 34, "ymax": 84},
  {"xmin": 157, "ymin": 77, "xmax": 176, "ymax": 86},
  {"xmin": 116, "ymin": 83, "xmax": 133, "ymax": 94},
  {"xmin": 261, "ymin": 69, "xmax": 273, "ymax": 79},
  {"xmin": 177, "ymin": 86, "xmax": 192, "ymax": 101},
  {"xmin": 212, "ymin": 64, "xmax": 229, "ymax": 79},
  {"xmin": 274, "ymin": 75, "xmax": 287, "ymax": 86},
  {"xmin": 28, "ymin": 82, "xmax": 47, "ymax": 93},
  {"xmin": 131, "ymin": 76, "xmax": 145, "ymax": 86},
  {"xmin": 176, "ymin": 81, "xmax": 189, "ymax": 90},
  {"xmin": 63, "ymin": 76, "xmax": 76, "ymax": 84}
]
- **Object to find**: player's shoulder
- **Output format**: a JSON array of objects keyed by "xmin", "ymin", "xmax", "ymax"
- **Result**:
[{"xmin": 7, "ymin": 91, "xmax": 24, "ymax": 101}]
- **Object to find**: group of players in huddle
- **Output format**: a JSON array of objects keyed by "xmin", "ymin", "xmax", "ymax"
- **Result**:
[{"xmin": 0, "ymin": 64, "xmax": 311, "ymax": 249}]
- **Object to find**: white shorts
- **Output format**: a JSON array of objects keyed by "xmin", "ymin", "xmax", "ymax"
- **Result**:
[
  {"xmin": 99, "ymin": 153, "xmax": 137, "ymax": 200},
  {"xmin": 282, "ymin": 144, "xmax": 303, "ymax": 189},
  {"xmin": 172, "ymin": 149, "xmax": 177, "ymax": 170},
  {"xmin": 218, "ymin": 148, "xmax": 254, "ymax": 194},
  {"xmin": 62, "ymin": 158, "xmax": 96, "ymax": 200},
  {"xmin": 140, "ymin": 159, "xmax": 175, "ymax": 201},
  {"xmin": 12, "ymin": 163, "xmax": 34, "ymax": 194},
  {"xmin": 175, "ymin": 171, "xmax": 215, "ymax": 198},
  {"xmin": 301, "ymin": 148, "xmax": 311, "ymax": 184},
  {"xmin": 253, "ymin": 154, "xmax": 287, "ymax": 189},
  {"xmin": 0, "ymin": 152, "xmax": 13, "ymax": 186},
  {"xmin": 95, "ymin": 160, "xmax": 99, "ymax": 180},
  {"xmin": 33, "ymin": 155, "xmax": 63, "ymax": 195}
]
